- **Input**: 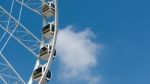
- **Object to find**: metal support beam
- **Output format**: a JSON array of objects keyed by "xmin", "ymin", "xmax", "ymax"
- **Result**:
[{"xmin": 0, "ymin": 52, "xmax": 25, "ymax": 84}]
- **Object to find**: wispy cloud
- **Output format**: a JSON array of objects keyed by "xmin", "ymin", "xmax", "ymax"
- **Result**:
[{"xmin": 56, "ymin": 25, "xmax": 102, "ymax": 84}]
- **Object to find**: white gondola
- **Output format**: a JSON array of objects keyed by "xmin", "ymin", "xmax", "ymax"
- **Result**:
[
  {"xmin": 42, "ymin": 1, "xmax": 55, "ymax": 17},
  {"xmin": 39, "ymin": 44, "xmax": 56, "ymax": 61},
  {"xmin": 32, "ymin": 65, "xmax": 51, "ymax": 82},
  {"xmin": 42, "ymin": 22, "xmax": 55, "ymax": 39}
]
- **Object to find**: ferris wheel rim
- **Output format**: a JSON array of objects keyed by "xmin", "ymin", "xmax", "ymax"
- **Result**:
[
  {"xmin": 0, "ymin": 0, "xmax": 58, "ymax": 83},
  {"xmin": 28, "ymin": 0, "xmax": 58, "ymax": 84},
  {"xmin": 37, "ymin": 0, "xmax": 58, "ymax": 83}
]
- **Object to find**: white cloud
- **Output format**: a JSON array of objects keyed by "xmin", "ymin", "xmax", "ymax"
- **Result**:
[
  {"xmin": 56, "ymin": 26, "xmax": 102, "ymax": 84},
  {"xmin": 86, "ymin": 76, "xmax": 101, "ymax": 84}
]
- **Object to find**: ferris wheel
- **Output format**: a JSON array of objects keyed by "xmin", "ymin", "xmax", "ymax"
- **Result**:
[{"xmin": 0, "ymin": 0, "xmax": 58, "ymax": 84}]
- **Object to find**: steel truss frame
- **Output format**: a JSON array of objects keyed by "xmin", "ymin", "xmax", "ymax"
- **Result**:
[{"xmin": 0, "ymin": 0, "xmax": 58, "ymax": 84}]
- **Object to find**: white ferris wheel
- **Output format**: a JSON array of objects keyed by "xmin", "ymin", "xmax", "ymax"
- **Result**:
[{"xmin": 0, "ymin": 0, "xmax": 58, "ymax": 84}]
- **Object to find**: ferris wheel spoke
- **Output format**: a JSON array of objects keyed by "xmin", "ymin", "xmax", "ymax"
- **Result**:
[
  {"xmin": 0, "ymin": 6, "xmax": 41, "ymax": 43},
  {"xmin": 0, "ymin": 23, "xmax": 19, "ymax": 52},
  {"xmin": 0, "ymin": 24, "xmax": 39, "ymax": 57},
  {"xmin": 0, "ymin": 2, "xmax": 20, "ymax": 52},
  {"xmin": 1, "ymin": 0, "xmax": 15, "ymax": 41},
  {"xmin": 0, "ymin": 67, "xmax": 9, "ymax": 73},
  {"xmin": 0, "ymin": 63, "xmax": 8, "ymax": 67},
  {"xmin": 0, "ymin": 74, "xmax": 22, "ymax": 84},
  {"xmin": 0, "ymin": 7, "xmax": 43, "ymax": 57},
  {"xmin": 0, "ymin": 0, "xmax": 58, "ymax": 83},
  {"xmin": 0, "ymin": 75, "xmax": 7, "ymax": 84},
  {"xmin": 0, "ymin": 0, "xmax": 15, "ymax": 47},
  {"xmin": 16, "ymin": 0, "xmax": 42, "ymax": 15},
  {"xmin": 0, "ymin": 52, "xmax": 25, "ymax": 84},
  {"xmin": 0, "ymin": 74, "xmax": 20, "ymax": 80}
]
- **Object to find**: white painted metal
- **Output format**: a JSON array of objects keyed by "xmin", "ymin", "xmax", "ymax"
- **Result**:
[
  {"xmin": 0, "ymin": 0, "xmax": 27, "ymax": 83},
  {"xmin": 16, "ymin": 0, "xmax": 42, "ymax": 15},
  {"xmin": 0, "ymin": 52, "xmax": 25, "ymax": 84},
  {"xmin": 0, "ymin": 0, "xmax": 58, "ymax": 83},
  {"xmin": 0, "ymin": 7, "xmax": 42, "ymax": 57},
  {"xmin": 28, "ymin": 0, "xmax": 58, "ymax": 84},
  {"xmin": 0, "ymin": 0, "xmax": 15, "ymax": 42},
  {"xmin": 0, "ymin": 75, "xmax": 7, "ymax": 84},
  {"xmin": 38, "ymin": 0, "xmax": 58, "ymax": 84}
]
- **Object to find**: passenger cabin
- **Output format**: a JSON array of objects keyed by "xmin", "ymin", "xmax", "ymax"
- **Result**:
[
  {"xmin": 42, "ymin": 1, "xmax": 55, "ymax": 17},
  {"xmin": 39, "ymin": 45, "xmax": 56, "ymax": 61},
  {"xmin": 32, "ymin": 66, "xmax": 51, "ymax": 81},
  {"xmin": 42, "ymin": 22, "xmax": 55, "ymax": 39}
]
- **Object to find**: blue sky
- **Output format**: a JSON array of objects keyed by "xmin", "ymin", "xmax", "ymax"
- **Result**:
[
  {"xmin": 58, "ymin": 0, "xmax": 150, "ymax": 83},
  {"xmin": 1, "ymin": 0, "xmax": 150, "ymax": 84}
]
